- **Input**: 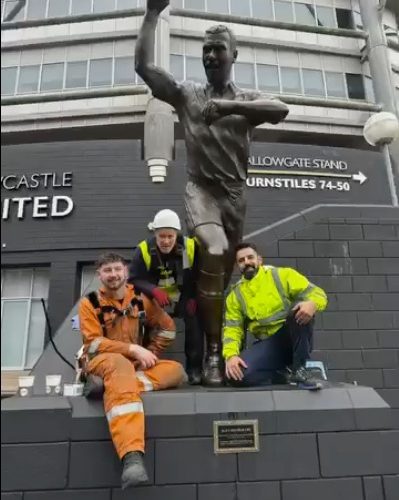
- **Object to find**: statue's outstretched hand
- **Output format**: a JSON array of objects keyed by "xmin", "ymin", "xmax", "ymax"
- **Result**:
[
  {"xmin": 203, "ymin": 99, "xmax": 225, "ymax": 125},
  {"xmin": 147, "ymin": 0, "xmax": 169, "ymax": 14}
]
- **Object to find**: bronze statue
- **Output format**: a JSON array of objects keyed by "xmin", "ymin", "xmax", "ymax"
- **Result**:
[{"xmin": 135, "ymin": 0, "xmax": 289, "ymax": 386}]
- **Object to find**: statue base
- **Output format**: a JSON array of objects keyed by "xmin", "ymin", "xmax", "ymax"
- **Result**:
[{"xmin": 2, "ymin": 384, "xmax": 398, "ymax": 499}]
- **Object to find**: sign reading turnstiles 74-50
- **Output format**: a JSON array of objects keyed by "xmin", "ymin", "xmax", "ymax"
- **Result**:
[{"xmin": 247, "ymin": 154, "xmax": 368, "ymax": 191}]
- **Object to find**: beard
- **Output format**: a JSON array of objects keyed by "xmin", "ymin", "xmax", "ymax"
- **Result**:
[{"xmin": 242, "ymin": 265, "xmax": 259, "ymax": 280}]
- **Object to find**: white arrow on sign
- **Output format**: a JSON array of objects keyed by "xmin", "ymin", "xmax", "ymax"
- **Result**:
[
  {"xmin": 352, "ymin": 171, "xmax": 367, "ymax": 184},
  {"xmin": 247, "ymin": 169, "xmax": 368, "ymax": 184}
]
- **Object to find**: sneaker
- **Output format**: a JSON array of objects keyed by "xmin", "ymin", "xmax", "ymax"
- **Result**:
[
  {"xmin": 286, "ymin": 366, "xmax": 324, "ymax": 390},
  {"xmin": 121, "ymin": 451, "xmax": 149, "ymax": 489}
]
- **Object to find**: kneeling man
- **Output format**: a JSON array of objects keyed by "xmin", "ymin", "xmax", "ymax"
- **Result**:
[{"xmin": 223, "ymin": 243, "xmax": 327, "ymax": 390}]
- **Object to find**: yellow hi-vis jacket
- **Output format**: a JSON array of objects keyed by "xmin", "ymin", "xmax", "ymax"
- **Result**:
[
  {"xmin": 137, "ymin": 236, "xmax": 196, "ymax": 303},
  {"xmin": 223, "ymin": 265, "xmax": 328, "ymax": 359}
]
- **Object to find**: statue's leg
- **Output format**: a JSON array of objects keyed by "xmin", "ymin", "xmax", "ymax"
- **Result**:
[
  {"xmin": 195, "ymin": 223, "xmax": 229, "ymax": 386},
  {"xmin": 221, "ymin": 186, "xmax": 247, "ymax": 289},
  {"xmin": 184, "ymin": 181, "xmax": 228, "ymax": 386}
]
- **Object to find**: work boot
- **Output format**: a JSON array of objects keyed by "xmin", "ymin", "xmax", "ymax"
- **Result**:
[
  {"xmin": 187, "ymin": 367, "xmax": 202, "ymax": 385},
  {"xmin": 202, "ymin": 353, "xmax": 224, "ymax": 387},
  {"xmin": 286, "ymin": 366, "xmax": 323, "ymax": 391},
  {"xmin": 121, "ymin": 451, "xmax": 149, "ymax": 489}
]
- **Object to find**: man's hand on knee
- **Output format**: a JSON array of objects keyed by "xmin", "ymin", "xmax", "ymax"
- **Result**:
[
  {"xmin": 292, "ymin": 301, "xmax": 317, "ymax": 325},
  {"xmin": 225, "ymin": 356, "xmax": 248, "ymax": 381},
  {"xmin": 129, "ymin": 344, "xmax": 158, "ymax": 370}
]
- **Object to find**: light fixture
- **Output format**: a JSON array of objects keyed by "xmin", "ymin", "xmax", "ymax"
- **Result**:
[{"xmin": 363, "ymin": 111, "xmax": 399, "ymax": 146}]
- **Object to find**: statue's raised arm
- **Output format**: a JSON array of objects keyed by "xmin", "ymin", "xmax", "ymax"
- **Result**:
[{"xmin": 135, "ymin": 0, "xmax": 182, "ymax": 107}]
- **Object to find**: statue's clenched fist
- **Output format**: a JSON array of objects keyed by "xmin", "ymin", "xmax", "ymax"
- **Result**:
[{"xmin": 147, "ymin": 0, "xmax": 169, "ymax": 14}]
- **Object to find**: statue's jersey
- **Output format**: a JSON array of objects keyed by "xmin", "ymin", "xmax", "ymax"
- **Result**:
[{"xmin": 175, "ymin": 81, "xmax": 261, "ymax": 186}]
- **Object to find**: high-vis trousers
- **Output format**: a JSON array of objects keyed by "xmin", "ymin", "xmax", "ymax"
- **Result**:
[{"xmin": 88, "ymin": 353, "xmax": 184, "ymax": 458}]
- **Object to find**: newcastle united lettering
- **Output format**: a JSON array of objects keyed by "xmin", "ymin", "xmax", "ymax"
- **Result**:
[{"xmin": 1, "ymin": 171, "xmax": 74, "ymax": 220}]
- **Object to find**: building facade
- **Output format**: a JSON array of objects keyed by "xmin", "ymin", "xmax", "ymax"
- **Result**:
[{"xmin": 1, "ymin": 0, "xmax": 398, "ymax": 394}]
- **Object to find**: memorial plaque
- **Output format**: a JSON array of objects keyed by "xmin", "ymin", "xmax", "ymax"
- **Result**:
[{"xmin": 213, "ymin": 419, "xmax": 259, "ymax": 454}]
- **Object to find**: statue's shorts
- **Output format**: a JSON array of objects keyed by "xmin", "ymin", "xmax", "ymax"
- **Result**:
[{"xmin": 184, "ymin": 179, "xmax": 246, "ymax": 238}]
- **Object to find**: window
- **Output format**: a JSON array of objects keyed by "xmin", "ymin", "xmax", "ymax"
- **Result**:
[
  {"xmin": 316, "ymin": 6, "xmax": 335, "ymax": 28},
  {"xmin": 295, "ymin": 3, "xmax": 316, "ymax": 26},
  {"xmin": 47, "ymin": 0, "xmax": 70, "ymax": 17},
  {"xmin": 26, "ymin": 0, "xmax": 47, "ymax": 19},
  {"xmin": 364, "ymin": 76, "xmax": 375, "ymax": 102},
  {"xmin": 302, "ymin": 69, "xmax": 324, "ymax": 96},
  {"xmin": 274, "ymin": 0, "xmax": 294, "ymax": 23},
  {"xmin": 325, "ymin": 71, "xmax": 346, "ymax": 98},
  {"xmin": 1, "ymin": 268, "xmax": 50, "ymax": 370},
  {"xmin": 352, "ymin": 11, "xmax": 362, "ymax": 30},
  {"xmin": 257, "ymin": 64, "xmax": 279, "ymax": 92},
  {"xmin": 89, "ymin": 58, "xmax": 113, "ymax": 87},
  {"xmin": 186, "ymin": 56, "xmax": 204, "ymax": 83},
  {"xmin": 281, "ymin": 67, "xmax": 301, "ymax": 94},
  {"xmin": 336, "ymin": 8, "xmax": 353, "ymax": 29},
  {"xmin": 234, "ymin": 62, "xmax": 255, "ymax": 89},
  {"xmin": 71, "ymin": 0, "xmax": 92, "ymax": 15},
  {"xmin": 117, "ymin": 0, "xmax": 136, "ymax": 9},
  {"xmin": 65, "ymin": 60, "xmax": 87, "ymax": 88},
  {"xmin": 185, "ymin": 0, "xmax": 205, "ymax": 10},
  {"xmin": 345, "ymin": 73, "xmax": 365, "ymax": 99},
  {"xmin": 17, "ymin": 65, "xmax": 40, "ymax": 93},
  {"xmin": 114, "ymin": 56, "xmax": 135, "ymax": 85},
  {"xmin": 231, "ymin": 0, "xmax": 250, "ymax": 17},
  {"xmin": 40, "ymin": 63, "xmax": 64, "ymax": 92},
  {"xmin": 170, "ymin": 54, "xmax": 184, "ymax": 81},
  {"xmin": 81, "ymin": 266, "xmax": 100, "ymax": 295},
  {"xmin": 3, "ymin": 0, "xmax": 25, "ymax": 21},
  {"xmin": 207, "ymin": 0, "xmax": 228, "ymax": 14},
  {"xmin": 1, "ymin": 67, "xmax": 17, "ymax": 95},
  {"xmin": 93, "ymin": 0, "xmax": 112, "ymax": 13},
  {"xmin": 252, "ymin": 0, "xmax": 272, "ymax": 19}
]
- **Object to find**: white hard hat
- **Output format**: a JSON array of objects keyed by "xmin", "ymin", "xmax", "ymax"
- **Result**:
[{"xmin": 148, "ymin": 209, "xmax": 181, "ymax": 231}]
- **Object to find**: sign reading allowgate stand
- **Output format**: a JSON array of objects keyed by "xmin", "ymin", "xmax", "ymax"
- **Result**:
[
  {"xmin": 1, "ymin": 172, "xmax": 74, "ymax": 220},
  {"xmin": 247, "ymin": 151, "xmax": 368, "ymax": 192}
]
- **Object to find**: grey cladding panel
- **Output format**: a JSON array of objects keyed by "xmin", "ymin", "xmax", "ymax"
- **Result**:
[
  {"xmin": 319, "ymin": 430, "xmax": 399, "ymax": 476},
  {"xmin": 1, "ymin": 443, "xmax": 69, "ymax": 491}
]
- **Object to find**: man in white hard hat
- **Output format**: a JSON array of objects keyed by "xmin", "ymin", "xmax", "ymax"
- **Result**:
[{"xmin": 129, "ymin": 210, "xmax": 204, "ymax": 384}]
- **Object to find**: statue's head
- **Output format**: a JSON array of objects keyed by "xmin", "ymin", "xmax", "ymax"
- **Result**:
[{"xmin": 203, "ymin": 25, "xmax": 237, "ymax": 86}]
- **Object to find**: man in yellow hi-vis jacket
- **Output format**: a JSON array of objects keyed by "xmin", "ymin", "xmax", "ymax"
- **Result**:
[
  {"xmin": 223, "ymin": 242, "xmax": 328, "ymax": 390},
  {"xmin": 129, "ymin": 209, "xmax": 204, "ymax": 385}
]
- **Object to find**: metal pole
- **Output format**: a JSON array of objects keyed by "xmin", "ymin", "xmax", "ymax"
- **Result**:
[
  {"xmin": 359, "ymin": 0, "xmax": 399, "ymax": 191},
  {"xmin": 382, "ymin": 143, "xmax": 398, "ymax": 206},
  {"xmin": 359, "ymin": 0, "xmax": 398, "ymax": 114}
]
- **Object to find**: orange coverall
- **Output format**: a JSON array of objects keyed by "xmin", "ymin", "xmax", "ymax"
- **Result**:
[{"xmin": 79, "ymin": 284, "xmax": 185, "ymax": 458}]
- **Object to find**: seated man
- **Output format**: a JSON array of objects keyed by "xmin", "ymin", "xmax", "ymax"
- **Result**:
[
  {"xmin": 79, "ymin": 252, "xmax": 185, "ymax": 489},
  {"xmin": 129, "ymin": 209, "xmax": 204, "ymax": 385},
  {"xmin": 223, "ymin": 242, "xmax": 328, "ymax": 390}
]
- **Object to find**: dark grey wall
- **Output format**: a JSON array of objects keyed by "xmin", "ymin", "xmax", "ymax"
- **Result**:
[{"xmin": 1, "ymin": 139, "xmax": 391, "ymax": 328}]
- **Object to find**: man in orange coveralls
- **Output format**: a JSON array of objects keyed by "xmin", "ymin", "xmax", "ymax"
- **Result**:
[{"xmin": 79, "ymin": 252, "xmax": 185, "ymax": 489}]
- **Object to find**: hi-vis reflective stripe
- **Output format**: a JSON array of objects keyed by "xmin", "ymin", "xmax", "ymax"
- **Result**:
[
  {"xmin": 296, "ymin": 283, "xmax": 315, "ymax": 301},
  {"xmin": 270, "ymin": 267, "xmax": 291, "ymax": 309},
  {"xmin": 225, "ymin": 319, "xmax": 242, "ymax": 327},
  {"xmin": 136, "ymin": 371, "xmax": 154, "ymax": 391},
  {"xmin": 158, "ymin": 329, "xmax": 176, "ymax": 339},
  {"xmin": 223, "ymin": 337, "xmax": 237, "ymax": 345},
  {"xmin": 234, "ymin": 287, "xmax": 247, "ymax": 315},
  {"xmin": 106, "ymin": 401, "xmax": 144, "ymax": 422},
  {"xmin": 257, "ymin": 309, "xmax": 288, "ymax": 326},
  {"xmin": 88, "ymin": 338, "xmax": 102, "ymax": 354}
]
